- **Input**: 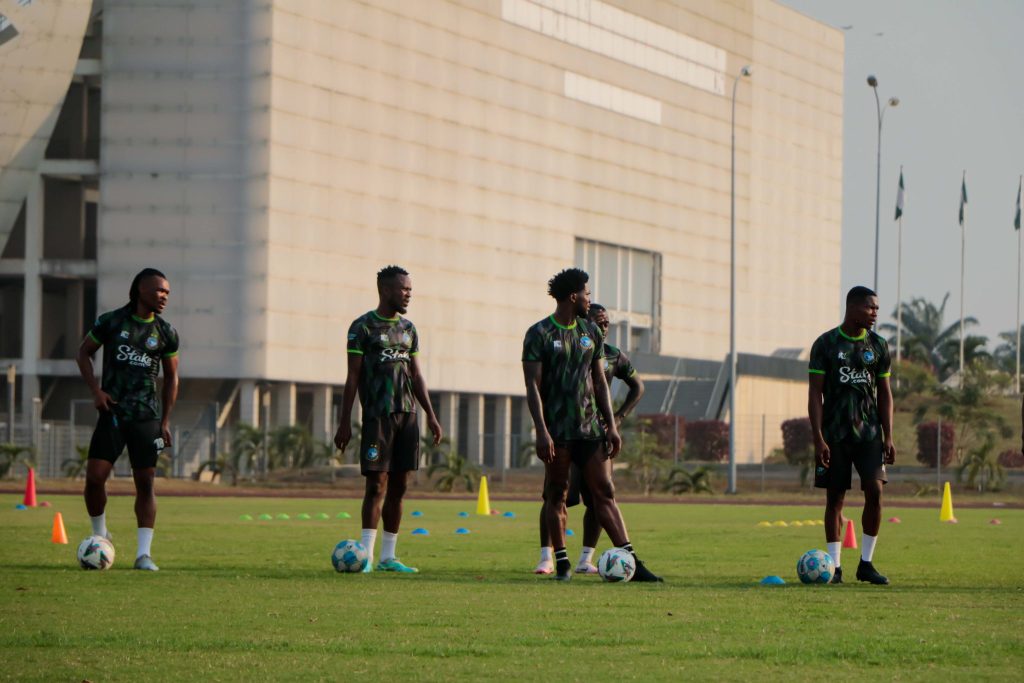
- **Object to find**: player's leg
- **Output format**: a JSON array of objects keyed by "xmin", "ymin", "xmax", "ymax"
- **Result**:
[
  {"xmin": 855, "ymin": 442, "xmax": 889, "ymax": 584},
  {"xmin": 535, "ymin": 504, "xmax": 553, "ymax": 574},
  {"xmin": 84, "ymin": 413, "xmax": 122, "ymax": 539},
  {"xmin": 820, "ymin": 441, "xmax": 852, "ymax": 583},
  {"xmin": 576, "ymin": 467, "xmax": 600, "ymax": 574},
  {"xmin": 125, "ymin": 421, "xmax": 162, "ymax": 570},
  {"xmin": 542, "ymin": 446, "xmax": 572, "ymax": 580},
  {"xmin": 361, "ymin": 471, "xmax": 387, "ymax": 568},
  {"xmin": 579, "ymin": 444, "xmax": 662, "ymax": 582},
  {"xmin": 376, "ymin": 412, "xmax": 419, "ymax": 572}
]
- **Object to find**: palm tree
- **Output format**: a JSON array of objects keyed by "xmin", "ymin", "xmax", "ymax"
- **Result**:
[
  {"xmin": 420, "ymin": 433, "xmax": 452, "ymax": 468},
  {"xmin": 231, "ymin": 423, "xmax": 263, "ymax": 479},
  {"xmin": 993, "ymin": 324, "xmax": 1024, "ymax": 376},
  {"xmin": 427, "ymin": 449, "xmax": 481, "ymax": 493},
  {"xmin": 663, "ymin": 465, "xmax": 715, "ymax": 495},
  {"xmin": 879, "ymin": 294, "xmax": 981, "ymax": 379},
  {"xmin": 269, "ymin": 425, "xmax": 316, "ymax": 471},
  {"xmin": 62, "ymin": 445, "xmax": 90, "ymax": 479},
  {"xmin": 0, "ymin": 443, "xmax": 33, "ymax": 479},
  {"xmin": 957, "ymin": 434, "xmax": 1005, "ymax": 492}
]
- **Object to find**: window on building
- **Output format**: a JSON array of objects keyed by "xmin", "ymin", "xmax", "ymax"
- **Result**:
[{"xmin": 575, "ymin": 239, "xmax": 660, "ymax": 353}]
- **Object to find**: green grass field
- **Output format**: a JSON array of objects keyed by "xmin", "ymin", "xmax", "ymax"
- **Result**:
[{"xmin": 1, "ymin": 493, "xmax": 1021, "ymax": 682}]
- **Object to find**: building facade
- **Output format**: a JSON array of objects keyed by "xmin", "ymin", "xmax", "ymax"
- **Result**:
[{"xmin": 0, "ymin": 0, "xmax": 843, "ymax": 474}]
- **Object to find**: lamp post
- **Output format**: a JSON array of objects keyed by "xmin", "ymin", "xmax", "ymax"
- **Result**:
[
  {"xmin": 867, "ymin": 75, "xmax": 899, "ymax": 293},
  {"xmin": 728, "ymin": 65, "xmax": 751, "ymax": 495}
]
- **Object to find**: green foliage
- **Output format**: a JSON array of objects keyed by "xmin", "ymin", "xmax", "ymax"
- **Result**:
[
  {"xmin": 662, "ymin": 464, "xmax": 714, "ymax": 495},
  {"xmin": 618, "ymin": 418, "xmax": 668, "ymax": 496},
  {"xmin": 268, "ymin": 425, "xmax": 318, "ymax": 471},
  {"xmin": 427, "ymin": 447, "xmax": 481, "ymax": 493},
  {"xmin": 932, "ymin": 361, "xmax": 1013, "ymax": 464},
  {"xmin": 891, "ymin": 359, "xmax": 938, "ymax": 399},
  {"xmin": 0, "ymin": 443, "xmax": 34, "ymax": 479},
  {"xmin": 62, "ymin": 445, "xmax": 91, "ymax": 480},
  {"xmin": 957, "ymin": 434, "xmax": 1005, "ymax": 492},
  {"xmin": 230, "ymin": 423, "xmax": 264, "ymax": 479},
  {"xmin": 880, "ymin": 294, "xmax": 983, "ymax": 380}
]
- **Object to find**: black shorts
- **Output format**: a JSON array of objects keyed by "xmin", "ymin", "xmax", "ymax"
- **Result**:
[
  {"xmin": 554, "ymin": 440, "xmax": 603, "ymax": 507},
  {"xmin": 88, "ymin": 413, "xmax": 164, "ymax": 470},
  {"xmin": 360, "ymin": 412, "xmax": 420, "ymax": 475},
  {"xmin": 814, "ymin": 438, "xmax": 887, "ymax": 491},
  {"xmin": 565, "ymin": 463, "xmax": 592, "ymax": 508}
]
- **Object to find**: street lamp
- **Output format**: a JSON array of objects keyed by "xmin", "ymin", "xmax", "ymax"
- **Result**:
[
  {"xmin": 868, "ymin": 75, "xmax": 899, "ymax": 293},
  {"xmin": 728, "ymin": 65, "xmax": 751, "ymax": 495}
]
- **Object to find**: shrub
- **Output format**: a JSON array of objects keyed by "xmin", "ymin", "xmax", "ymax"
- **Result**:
[
  {"xmin": 997, "ymin": 449, "xmax": 1024, "ymax": 469},
  {"xmin": 684, "ymin": 420, "xmax": 729, "ymax": 462},
  {"xmin": 638, "ymin": 414, "xmax": 685, "ymax": 456},
  {"xmin": 780, "ymin": 418, "xmax": 814, "ymax": 465},
  {"xmin": 915, "ymin": 422, "xmax": 956, "ymax": 467}
]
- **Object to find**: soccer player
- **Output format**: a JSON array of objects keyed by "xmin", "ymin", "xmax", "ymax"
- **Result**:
[
  {"xmin": 523, "ymin": 268, "xmax": 662, "ymax": 582},
  {"xmin": 534, "ymin": 302, "xmax": 645, "ymax": 575},
  {"xmin": 75, "ymin": 268, "xmax": 179, "ymax": 571},
  {"xmin": 808, "ymin": 285, "xmax": 895, "ymax": 585},
  {"xmin": 334, "ymin": 265, "xmax": 442, "ymax": 573}
]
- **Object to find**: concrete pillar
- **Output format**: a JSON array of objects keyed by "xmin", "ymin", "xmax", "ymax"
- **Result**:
[
  {"xmin": 64, "ymin": 280, "xmax": 84, "ymax": 355},
  {"xmin": 20, "ymin": 176, "xmax": 42, "ymax": 421},
  {"xmin": 273, "ymin": 382, "xmax": 296, "ymax": 427},
  {"xmin": 437, "ymin": 392, "xmax": 458, "ymax": 451},
  {"xmin": 239, "ymin": 379, "xmax": 260, "ymax": 427},
  {"xmin": 463, "ymin": 393, "xmax": 485, "ymax": 466},
  {"xmin": 494, "ymin": 395, "xmax": 512, "ymax": 471},
  {"xmin": 311, "ymin": 383, "xmax": 332, "ymax": 445}
]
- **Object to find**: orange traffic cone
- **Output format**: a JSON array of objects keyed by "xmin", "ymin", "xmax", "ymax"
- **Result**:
[
  {"xmin": 841, "ymin": 518, "xmax": 857, "ymax": 549},
  {"xmin": 51, "ymin": 512, "xmax": 68, "ymax": 544},
  {"xmin": 23, "ymin": 467, "xmax": 37, "ymax": 507}
]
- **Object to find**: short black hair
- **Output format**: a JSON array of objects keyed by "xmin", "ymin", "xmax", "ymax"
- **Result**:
[
  {"xmin": 846, "ymin": 285, "xmax": 877, "ymax": 306},
  {"xmin": 129, "ymin": 268, "xmax": 167, "ymax": 306},
  {"xmin": 377, "ymin": 265, "xmax": 409, "ymax": 285},
  {"xmin": 588, "ymin": 303, "xmax": 606, "ymax": 316},
  {"xmin": 547, "ymin": 268, "xmax": 589, "ymax": 301}
]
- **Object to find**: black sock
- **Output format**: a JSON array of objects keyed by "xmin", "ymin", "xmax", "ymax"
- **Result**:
[
  {"xmin": 555, "ymin": 547, "xmax": 570, "ymax": 575},
  {"xmin": 620, "ymin": 541, "xmax": 638, "ymax": 561}
]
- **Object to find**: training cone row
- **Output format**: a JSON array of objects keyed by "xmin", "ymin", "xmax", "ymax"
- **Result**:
[
  {"xmin": 51, "ymin": 512, "xmax": 68, "ymax": 544},
  {"xmin": 940, "ymin": 481, "xmax": 957, "ymax": 522},
  {"xmin": 23, "ymin": 467, "xmax": 37, "ymax": 507},
  {"xmin": 476, "ymin": 475, "xmax": 491, "ymax": 515}
]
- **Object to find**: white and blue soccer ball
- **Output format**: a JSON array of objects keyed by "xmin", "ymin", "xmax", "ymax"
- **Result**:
[
  {"xmin": 598, "ymin": 547, "xmax": 636, "ymax": 583},
  {"xmin": 797, "ymin": 549, "xmax": 835, "ymax": 584},
  {"xmin": 77, "ymin": 536, "xmax": 116, "ymax": 570},
  {"xmin": 331, "ymin": 539, "xmax": 368, "ymax": 573}
]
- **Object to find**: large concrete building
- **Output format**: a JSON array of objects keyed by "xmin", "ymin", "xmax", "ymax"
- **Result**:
[{"xmin": 0, "ymin": 0, "xmax": 843, "ymax": 475}]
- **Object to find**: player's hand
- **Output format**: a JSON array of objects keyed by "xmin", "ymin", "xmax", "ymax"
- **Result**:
[
  {"xmin": 428, "ymin": 416, "xmax": 443, "ymax": 446},
  {"xmin": 535, "ymin": 431, "xmax": 555, "ymax": 464},
  {"xmin": 605, "ymin": 427, "xmax": 622, "ymax": 458},
  {"xmin": 815, "ymin": 439, "xmax": 830, "ymax": 468},
  {"xmin": 883, "ymin": 438, "xmax": 896, "ymax": 465},
  {"xmin": 92, "ymin": 389, "xmax": 117, "ymax": 413},
  {"xmin": 334, "ymin": 422, "xmax": 352, "ymax": 452},
  {"xmin": 160, "ymin": 424, "xmax": 173, "ymax": 448}
]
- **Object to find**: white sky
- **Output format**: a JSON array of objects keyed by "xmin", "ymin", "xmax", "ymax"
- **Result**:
[{"xmin": 778, "ymin": 0, "xmax": 1024, "ymax": 347}]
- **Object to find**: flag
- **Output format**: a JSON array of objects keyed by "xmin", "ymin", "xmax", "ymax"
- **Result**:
[
  {"xmin": 1015, "ymin": 176, "xmax": 1021, "ymax": 231},
  {"xmin": 894, "ymin": 168, "xmax": 905, "ymax": 220},
  {"xmin": 958, "ymin": 174, "xmax": 967, "ymax": 226}
]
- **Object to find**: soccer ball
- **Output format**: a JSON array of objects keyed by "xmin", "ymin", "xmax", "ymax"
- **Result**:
[
  {"xmin": 598, "ymin": 547, "xmax": 636, "ymax": 583},
  {"xmin": 797, "ymin": 549, "xmax": 835, "ymax": 584},
  {"xmin": 77, "ymin": 536, "xmax": 115, "ymax": 570},
  {"xmin": 331, "ymin": 539, "xmax": 368, "ymax": 573}
]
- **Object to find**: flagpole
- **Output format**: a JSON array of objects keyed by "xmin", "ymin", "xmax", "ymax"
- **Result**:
[
  {"xmin": 1016, "ymin": 174, "xmax": 1022, "ymax": 394},
  {"xmin": 959, "ymin": 170, "xmax": 966, "ymax": 389},
  {"xmin": 895, "ymin": 165, "xmax": 904, "ymax": 390}
]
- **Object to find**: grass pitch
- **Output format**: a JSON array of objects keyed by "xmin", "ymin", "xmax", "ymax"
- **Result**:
[{"xmin": 1, "ymin": 493, "xmax": 1021, "ymax": 681}]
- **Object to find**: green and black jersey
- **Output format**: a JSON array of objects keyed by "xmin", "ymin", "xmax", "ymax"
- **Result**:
[
  {"xmin": 601, "ymin": 343, "xmax": 637, "ymax": 387},
  {"xmin": 522, "ymin": 315, "xmax": 605, "ymax": 442},
  {"xmin": 87, "ymin": 305, "xmax": 179, "ymax": 423},
  {"xmin": 347, "ymin": 310, "xmax": 419, "ymax": 420},
  {"xmin": 809, "ymin": 327, "xmax": 892, "ymax": 444}
]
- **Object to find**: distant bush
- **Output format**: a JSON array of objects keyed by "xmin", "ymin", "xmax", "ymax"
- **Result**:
[
  {"xmin": 916, "ymin": 422, "xmax": 956, "ymax": 468},
  {"xmin": 780, "ymin": 418, "xmax": 814, "ymax": 466},
  {"xmin": 638, "ymin": 414, "xmax": 685, "ymax": 456},
  {"xmin": 684, "ymin": 420, "xmax": 728, "ymax": 462},
  {"xmin": 997, "ymin": 449, "xmax": 1024, "ymax": 469}
]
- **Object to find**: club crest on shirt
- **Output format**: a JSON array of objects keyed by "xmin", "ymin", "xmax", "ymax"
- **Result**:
[
  {"xmin": 402, "ymin": 331, "xmax": 411, "ymax": 346},
  {"xmin": 862, "ymin": 349, "xmax": 876, "ymax": 364},
  {"xmin": 145, "ymin": 336, "xmax": 159, "ymax": 350},
  {"xmin": 580, "ymin": 336, "xmax": 593, "ymax": 349},
  {"xmin": 120, "ymin": 330, "xmax": 130, "ymax": 339}
]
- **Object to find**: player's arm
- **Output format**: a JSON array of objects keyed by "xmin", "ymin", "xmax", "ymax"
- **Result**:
[
  {"xmin": 334, "ymin": 353, "xmax": 362, "ymax": 452},
  {"xmin": 522, "ymin": 361, "xmax": 554, "ymax": 463},
  {"xmin": 76, "ymin": 334, "xmax": 116, "ymax": 412},
  {"xmin": 410, "ymin": 355, "xmax": 442, "ymax": 446},
  {"xmin": 877, "ymin": 376, "xmax": 896, "ymax": 464},
  {"xmin": 160, "ymin": 354, "xmax": 179, "ymax": 447},
  {"xmin": 808, "ymin": 373, "xmax": 829, "ymax": 467},
  {"xmin": 591, "ymin": 356, "xmax": 621, "ymax": 457},
  {"xmin": 614, "ymin": 372, "xmax": 644, "ymax": 425}
]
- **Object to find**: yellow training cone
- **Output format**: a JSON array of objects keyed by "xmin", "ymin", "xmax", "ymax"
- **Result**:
[
  {"xmin": 476, "ymin": 475, "xmax": 491, "ymax": 515},
  {"xmin": 940, "ymin": 481, "xmax": 956, "ymax": 522}
]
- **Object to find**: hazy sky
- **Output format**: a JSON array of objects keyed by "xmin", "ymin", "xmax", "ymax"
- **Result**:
[{"xmin": 779, "ymin": 0, "xmax": 1024, "ymax": 348}]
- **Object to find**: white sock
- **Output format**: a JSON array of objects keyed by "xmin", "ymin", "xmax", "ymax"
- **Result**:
[
  {"xmin": 136, "ymin": 528, "xmax": 154, "ymax": 558},
  {"xmin": 827, "ymin": 541, "xmax": 842, "ymax": 568},
  {"xmin": 90, "ymin": 514, "xmax": 107, "ymax": 537},
  {"xmin": 540, "ymin": 546, "xmax": 553, "ymax": 563},
  {"xmin": 380, "ymin": 531, "xmax": 398, "ymax": 561},
  {"xmin": 577, "ymin": 546, "xmax": 595, "ymax": 566},
  {"xmin": 861, "ymin": 534, "xmax": 878, "ymax": 562},
  {"xmin": 361, "ymin": 529, "xmax": 378, "ymax": 562}
]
